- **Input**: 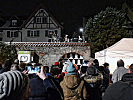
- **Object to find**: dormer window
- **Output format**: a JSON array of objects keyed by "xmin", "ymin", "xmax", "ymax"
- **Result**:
[{"xmin": 12, "ymin": 20, "xmax": 17, "ymax": 26}]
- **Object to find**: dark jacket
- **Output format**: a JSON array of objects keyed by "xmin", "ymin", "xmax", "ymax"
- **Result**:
[
  {"xmin": 29, "ymin": 75, "xmax": 62, "ymax": 100},
  {"xmin": 0, "ymin": 60, "xmax": 12, "ymax": 74},
  {"xmin": 29, "ymin": 76, "xmax": 48, "ymax": 100},
  {"xmin": 84, "ymin": 67, "xmax": 103, "ymax": 100}
]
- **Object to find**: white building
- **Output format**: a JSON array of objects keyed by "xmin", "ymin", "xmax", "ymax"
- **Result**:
[{"xmin": 0, "ymin": 5, "xmax": 62, "ymax": 42}]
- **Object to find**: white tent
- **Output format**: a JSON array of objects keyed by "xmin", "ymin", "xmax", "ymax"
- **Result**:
[{"xmin": 95, "ymin": 38, "xmax": 133, "ymax": 74}]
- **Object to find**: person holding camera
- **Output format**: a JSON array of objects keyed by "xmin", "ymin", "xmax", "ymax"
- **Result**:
[{"xmin": 29, "ymin": 66, "xmax": 62, "ymax": 100}]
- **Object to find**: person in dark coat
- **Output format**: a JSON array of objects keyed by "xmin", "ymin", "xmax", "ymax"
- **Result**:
[
  {"xmin": 29, "ymin": 74, "xmax": 49, "ymax": 100},
  {"xmin": 103, "ymin": 63, "xmax": 133, "ymax": 100},
  {"xmin": 0, "ymin": 64, "xmax": 2, "ymax": 70},
  {"xmin": 103, "ymin": 62, "xmax": 110, "ymax": 88},
  {"xmin": 0, "ymin": 59, "xmax": 12, "ymax": 74},
  {"xmin": 84, "ymin": 64, "xmax": 103, "ymax": 100},
  {"xmin": 29, "ymin": 66, "xmax": 62, "ymax": 100}
]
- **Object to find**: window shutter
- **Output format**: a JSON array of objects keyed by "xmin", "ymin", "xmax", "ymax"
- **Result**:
[
  {"xmin": 27, "ymin": 30, "xmax": 30, "ymax": 37},
  {"xmin": 45, "ymin": 30, "xmax": 48, "ymax": 37},
  {"xmin": 7, "ymin": 31, "xmax": 10, "ymax": 37},
  {"xmin": 14, "ymin": 31, "xmax": 18, "ymax": 37},
  {"xmin": 37, "ymin": 30, "xmax": 40, "ymax": 37},
  {"xmin": 11, "ymin": 32, "xmax": 14, "ymax": 37}
]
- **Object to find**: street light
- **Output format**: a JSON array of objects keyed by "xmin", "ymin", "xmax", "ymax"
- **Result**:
[
  {"xmin": 79, "ymin": 28, "xmax": 83, "ymax": 32},
  {"xmin": 79, "ymin": 28, "xmax": 85, "ymax": 42}
]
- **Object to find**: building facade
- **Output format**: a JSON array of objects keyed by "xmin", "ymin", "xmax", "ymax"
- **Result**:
[{"xmin": 0, "ymin": 5, "xmax": 62, "ymax": 42}]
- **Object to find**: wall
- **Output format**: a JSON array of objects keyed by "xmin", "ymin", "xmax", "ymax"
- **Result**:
[{"xmin": 12, "ymin": 42, "xmax": 90, "ymax": 66}]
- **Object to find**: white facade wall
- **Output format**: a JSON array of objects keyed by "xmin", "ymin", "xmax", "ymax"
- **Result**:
[
  {"xmin": 1, "ymin": 8, "xmax": 62, "ymax": 42},
  {"xmin": 2, "ymin": 30, "xmax": 21, "ymax": 42}
]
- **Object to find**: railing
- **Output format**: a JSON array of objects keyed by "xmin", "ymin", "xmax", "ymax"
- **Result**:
[{"xmin": 5, "ymin": 42, "xmax": 89, "ymax": 47}]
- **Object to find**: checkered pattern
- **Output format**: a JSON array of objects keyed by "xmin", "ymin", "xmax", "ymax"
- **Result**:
[{"xmin": 59, "ymin": 53, "xmax": 84, "ymax": 69}]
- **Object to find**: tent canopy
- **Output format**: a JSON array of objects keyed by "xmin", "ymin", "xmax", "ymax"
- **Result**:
[{"xmin": 95, "ymin": 38, "xmax": 133, "ymax": 74}]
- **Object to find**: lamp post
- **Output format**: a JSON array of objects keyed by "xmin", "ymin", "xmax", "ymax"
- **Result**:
[{"xmin": 79, "ymin": 28, "xmax": 85, "ymax": 42}]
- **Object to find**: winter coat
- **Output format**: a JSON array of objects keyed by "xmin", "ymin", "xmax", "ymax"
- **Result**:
[
  {"xmin": 112, "ymin": 67, "xmax": 128, "ymax": 83},
  {"xmin": 84, "ymin": 72, "xmax": 103, "ymax": 100},
  {"xmin": 29, "ymin": 76, "xmax": 48, "ymax": 100},
  {"xmin": 60, "ymin": 75, "xmax": 87, "ymax": 100},
  {"xmin": 103, "ymin": 73, "xmax": 133, "ymax": 100}
]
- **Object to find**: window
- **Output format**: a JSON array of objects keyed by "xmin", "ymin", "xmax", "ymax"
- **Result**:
[
  {"xmin": 40, "ymin": 9, "xmax": 44, "ymax": 13},
  {"xmin": 7, "ymin": 31, "xmax": 18, "ymax": 38},
  {"xmin": 14, "ymin": 31, "xmax": 18, "ymax": 37},
  {"xmin": 7, "ymin": 31, "xmax": 10, "ymax": 37},
  {"xmin": 36, "ymin": 17, "xmax": 41, "ymax": 23},
  {"xmin": 27, "ymin": 30, "xmax": 40, "ymax": 37},
  {"xmin": 12, "ymin": 20, "xmax": 17, "ymax": 26},
  {"xmin": 42, "ymin": 17, "xmax": 47, "ymax": 23},
  {"xmin": 35, "ymin": 17, "xmax": 47, "ymax": 23}
]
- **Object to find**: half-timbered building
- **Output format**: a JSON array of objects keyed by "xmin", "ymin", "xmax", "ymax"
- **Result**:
[{"xmin": 0, "ymin": 5, "xmax": 62, "ymax": 42}]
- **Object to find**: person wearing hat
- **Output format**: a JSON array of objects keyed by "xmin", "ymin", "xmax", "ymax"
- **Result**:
[
  {"xmin": 60, "ymin": 62, "xmax": 87, "ymax": 100},
  {"xmin": 103, "ymin": 63, "xmax": 133, "ymax": 100},
  {"xmin": 0, "ymin": 71, "xmax": 30, "ymax": 100}
]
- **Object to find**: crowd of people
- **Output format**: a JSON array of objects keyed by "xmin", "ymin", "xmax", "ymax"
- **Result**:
[{"xmin": 0, "ymin": 58, "xmax": 132, "ymax": 100}]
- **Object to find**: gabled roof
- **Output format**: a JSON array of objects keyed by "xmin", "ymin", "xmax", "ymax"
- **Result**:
[
  {"xmin": 20, "ymin": 4, "xmax": 63, "ymax": 29},
  {"xmin": 9, "ymin": 15, "xmax": 19, "ymax": 20},
  {"xmin": 0, "ymin": 4, "xmax": 63, "ymax": 30},
  {"xmin": 0, "ymin": 15, "xmax": 24, "ymax": 30}
]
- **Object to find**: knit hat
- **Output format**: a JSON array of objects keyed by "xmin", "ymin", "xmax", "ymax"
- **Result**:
[
  {"xmin": 0, "ymin": 71, "xmax": 29, "ymax": 100},
  {"xmin": 67, "ymin": 62, "xmax": 77, "ymax": 75},
  {"xmin": 54, "ymin": 62, "xmax": 59, "ymax": 66}
]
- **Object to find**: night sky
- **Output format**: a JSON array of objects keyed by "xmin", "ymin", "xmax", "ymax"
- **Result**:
[{"xmin": 0, "ymin": 0, "xmax": 123, "ymax": 36}]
